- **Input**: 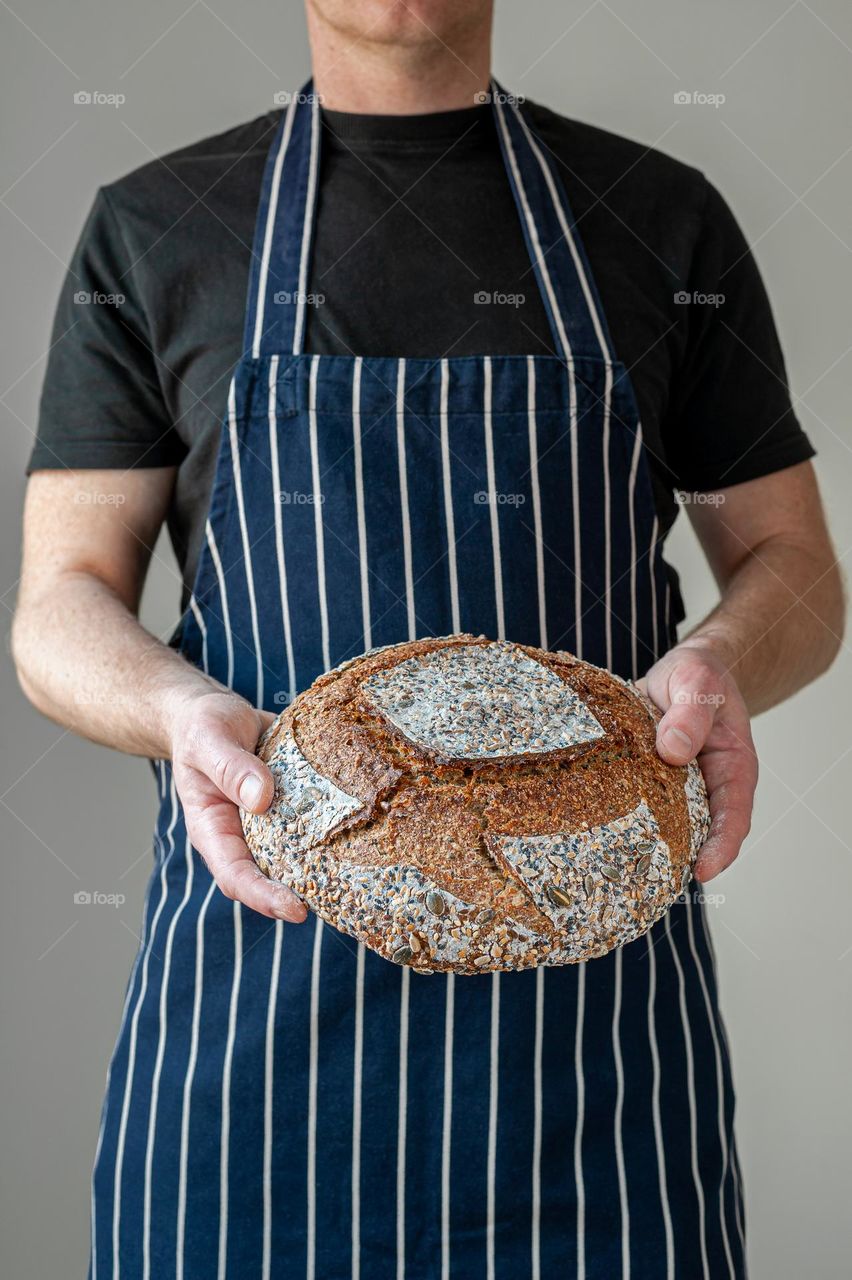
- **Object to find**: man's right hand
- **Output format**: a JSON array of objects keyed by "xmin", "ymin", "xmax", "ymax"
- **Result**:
[
  {"xmin": 170, "ymin": 690, "xmax": 308, "ymax": 922},
  {"xmin": 14, "ymin": 471, "xmax": 308, "ymax": 924}
]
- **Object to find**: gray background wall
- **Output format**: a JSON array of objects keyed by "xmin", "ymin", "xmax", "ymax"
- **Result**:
[{"xmin": 1, "ymin": 1, "xmax": 850, "ymax": 1276}]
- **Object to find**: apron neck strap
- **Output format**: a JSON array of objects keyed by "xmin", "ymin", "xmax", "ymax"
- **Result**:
[
  {"xmin": 244, "ymin": 78, "xmax": 617, "ymax": 365},
  {"xmin": 490, "ymin": 81, "xmax": 616, "ymax": 364},
  {"xmin": 245, "ymin": 82, "xmax": 321, "ymax": 360}
]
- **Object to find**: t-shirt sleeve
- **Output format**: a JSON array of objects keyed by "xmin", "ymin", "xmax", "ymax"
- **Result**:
[
  {"xmin": 661, "ymin": 179, "xmax": 815, "ymax": 492},
  {"xmin": 27, "ymin": 186, "xmax": 183, "ymax": 473}
]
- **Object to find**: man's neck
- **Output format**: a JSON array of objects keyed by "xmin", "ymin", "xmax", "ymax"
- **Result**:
[{"xmin": 307, "ymin": 5, "xmax": 492, "ymax": 115}]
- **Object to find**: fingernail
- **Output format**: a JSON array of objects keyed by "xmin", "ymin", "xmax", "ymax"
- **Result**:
[
  {"xmin": 269, "ymin": 884, "xmax": 307, "ymax": 922},
  {"xmin": 273, "ymin": 901, "xmax": 307, "ymax": 922},
  {"xmin": 663, "ymin": 726, "xmax": 693, "ymax": 756},
  {"xmin": 239, "ymin": 774, "xmax": 264, "ymax": 809}
]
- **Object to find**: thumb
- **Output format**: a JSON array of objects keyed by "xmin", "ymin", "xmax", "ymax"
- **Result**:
[
  {"xmin": 183, "ymin": 714, "xmax": 275, "ymax": 813},
  {"xmin": 654, "ymin": 661, "xmax": 723, "ymax": 764}
]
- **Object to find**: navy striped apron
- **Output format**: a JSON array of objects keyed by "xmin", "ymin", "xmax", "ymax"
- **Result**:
[{"xmin": 90, "ymin": 82, "xmax": 746, "ymax": 1279}]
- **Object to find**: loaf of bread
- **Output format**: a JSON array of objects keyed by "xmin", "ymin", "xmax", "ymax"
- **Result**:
[{"xmin": 241, "ymin": 635, "xmax": 710, "ymax": 973}]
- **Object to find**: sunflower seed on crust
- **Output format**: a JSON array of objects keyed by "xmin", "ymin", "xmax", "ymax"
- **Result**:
[
  {"xmin": 545, "ymin": 883, "xmax": 573, "ymax": 909},
  {"xmin": 425, "ymin": 890, "xmax": 446, "ymax": 916}
]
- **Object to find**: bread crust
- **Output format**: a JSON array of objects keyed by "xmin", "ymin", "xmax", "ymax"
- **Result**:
[{"xmin": 241, "ymin": 635, "xmax": 710, "ymax": 973}]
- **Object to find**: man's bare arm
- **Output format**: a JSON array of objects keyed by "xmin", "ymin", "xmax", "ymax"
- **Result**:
[
  {"xmin": 15, "ymin": 468, "xmax": 203, "ymax": 754},
  {"xmin": 683, "ymin": 460, "xmax": 844, "ymax": 712},
  {"xmin": 12, "ymin": 469, "xmax": 306, "ymax": 923},
  {"xmin": 641, "ymin": 461, "xmax": 844, "ymax": 882}
]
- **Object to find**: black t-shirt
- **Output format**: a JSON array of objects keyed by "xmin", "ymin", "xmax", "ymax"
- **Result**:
[{"xmin": 30, "ymin": 99, "xmax": 813, "ymax": 609}]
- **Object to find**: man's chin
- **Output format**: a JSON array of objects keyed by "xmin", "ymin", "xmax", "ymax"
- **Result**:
[{"xmin": 307, "ymin": 0, "xmax": 492, "ymax": 50}]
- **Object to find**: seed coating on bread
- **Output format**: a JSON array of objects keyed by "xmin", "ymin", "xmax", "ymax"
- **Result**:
[
  {"xmin": 241, "ymin": 635, "xmax": 711, "ymax": 973},
  {"xmin": 362, "ymin": 642, "xmax": 605, "ymax": 758}
]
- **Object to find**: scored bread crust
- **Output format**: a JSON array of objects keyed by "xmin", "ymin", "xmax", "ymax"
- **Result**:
[{"xmin": 241, "ymin": 635, "xmax": 710, "ymax": 974}]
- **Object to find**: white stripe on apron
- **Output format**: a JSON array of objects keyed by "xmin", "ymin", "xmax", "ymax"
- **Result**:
[
  {"xmin": 268, "ymin": 353, "xmax": 297, "ymax": 705},
  {"xmin": 112, "ymin": 778, "xmax": 179, "ymax": 1280},
  {"xmin": 218, "ymin": 901, "xmax": 244, "ymax": 1280}
]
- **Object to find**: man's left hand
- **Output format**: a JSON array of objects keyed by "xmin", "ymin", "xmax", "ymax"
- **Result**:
[{"xmin": 638, "ymin": 643, "xmax": 758, "ymax": 882}]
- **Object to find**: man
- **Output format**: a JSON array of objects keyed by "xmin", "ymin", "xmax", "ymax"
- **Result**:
[{"xmin": 13, "ymin": 1, "xmax": 843, "ymax": 1276}]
